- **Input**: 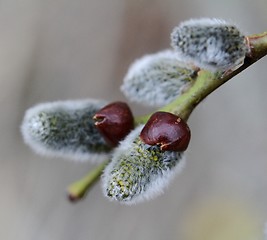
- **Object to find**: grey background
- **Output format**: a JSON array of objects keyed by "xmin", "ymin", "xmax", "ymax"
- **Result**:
[{"xmin": 1, "ymin": 0, "xmax": 267, "ymax": 239}]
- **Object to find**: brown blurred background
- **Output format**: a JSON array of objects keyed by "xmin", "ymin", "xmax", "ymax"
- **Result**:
[{"xmin": 1, "ymin": 0, "xmax": 267, "ymax": 239}]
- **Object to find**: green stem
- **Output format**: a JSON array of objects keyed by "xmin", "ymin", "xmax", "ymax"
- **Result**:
[
  {"xmin": 134, "ymin": 71, "xmax": 219, "ymax": 123},
  {"xmin": 135, "ymin": 32, "xmax": 267, "ymax": 124},
  {"xmin": 67, "ymin": 160, "xmax": 109, "ymax": 202},
  {"xmin": 69, "ymin": 32, "xmax": 267, "ymax": 202}
]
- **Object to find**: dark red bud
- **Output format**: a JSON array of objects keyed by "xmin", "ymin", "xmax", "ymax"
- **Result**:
[
  {"xmin": 93, "ymin": 102, "xmax": 134, "ymax": 147},
  {"xmin": 140, "ymin": 111, "xmax": 191, "ymax": 152}
]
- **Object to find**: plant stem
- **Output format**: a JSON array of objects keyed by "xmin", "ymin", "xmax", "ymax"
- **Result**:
[
  {"xmin": 69, "ymin": 31, "xmax": 267, "ymax": 202},
  {"xmin": 135, "ymin": 32, "xmax": 267, "ymax": 124},
  {"xmin": 67, "ymin": 160, "xmax": 109, "ymax": 202}
]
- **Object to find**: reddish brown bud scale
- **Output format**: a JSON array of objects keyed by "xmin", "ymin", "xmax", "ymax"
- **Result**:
[
  {"xmin": 140, "ymin": 111, "xmax": 191, "ymax": 152},
  {"xmin": 93, "ymin": 102, "xmax": 134, "ymax": 147}
]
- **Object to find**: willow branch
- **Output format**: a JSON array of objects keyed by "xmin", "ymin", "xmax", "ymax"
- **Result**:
[
  {"xmin": 67, "ymin": 160, "xmax": 109, "ymax": 202},
  {"xmin": 68, "ymin": 31, "xmax": 267, "ymax": 202},
  {"xmin": 135, "ymin": 32, "xmax": 267, "ymax": 124}
]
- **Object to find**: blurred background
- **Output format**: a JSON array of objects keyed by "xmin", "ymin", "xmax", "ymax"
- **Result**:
[{"xmin": 1, "ymin": 0, "xmax": 267, "ymax": 239}]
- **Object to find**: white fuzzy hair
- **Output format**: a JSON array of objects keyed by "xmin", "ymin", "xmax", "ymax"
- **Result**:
[
  {"xmin": 178, "ymin": 18, "xmax": 228, "ymax": 28},
  {"xmin": 21, "ymin": 99, "xmax": 111, "ymax": 162},
  {"xmin": 102, "ymin": 125, "xmax": 186, "ymax": 205},
  {"xmin": 171, "ymin": 18, "xmax": 247, "ymax": 72},
  {"xmin": 121, "ymin": 49, "xmax": 195, "ymax": 107}
]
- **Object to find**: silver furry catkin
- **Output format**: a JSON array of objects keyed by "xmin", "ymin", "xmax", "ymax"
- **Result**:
[
  {"xmin": 121, "ymin": 50, "xmax": 197, "ymax": 107},
  {"xmin": 170, "ymin": 18, "xmax": 248, "ymax": 72},
  {"xmin": 102, "ymin": 125, "xmax": 185, "ymax": 204},
  {"xmin": 21, "ymin": 99, "xmax": 111, "ymax": 162}
]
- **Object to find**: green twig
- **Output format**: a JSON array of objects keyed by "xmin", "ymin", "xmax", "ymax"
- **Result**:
[
  {"xmin": 135, "ymin": 32, "xmax": 267, "ymax": 124},
  {"xmin": 67, "ymin": 160, "xmax": 109, "ymax": 202},
  {"xmin": 69, "ymin": 31, "xmax": 267, "ymax": 202}
]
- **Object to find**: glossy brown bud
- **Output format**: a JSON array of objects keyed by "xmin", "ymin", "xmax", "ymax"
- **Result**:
[
  {"xmin": 93, "ymin": 101, "xmax": 134, "ymax": 147},
  {"xmin": 140, "ymin": 111, "xmax": 191, "ymax": 152}
]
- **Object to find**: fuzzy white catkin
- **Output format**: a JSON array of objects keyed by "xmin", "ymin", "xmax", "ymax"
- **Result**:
[
  {"xmin": 102, "ymin": 125, "xmax": 185, "ymax": 204},
  {"xmin": 21, "ymin": 99, "xmax": 112, "ymax": 162},
  {"xmin": 170, "ymin": 18, "xmax": 248, "ymax": 72},
  {"xmin": 121, "ymin": 50, "xmax": 197, "ymax": 107}
]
